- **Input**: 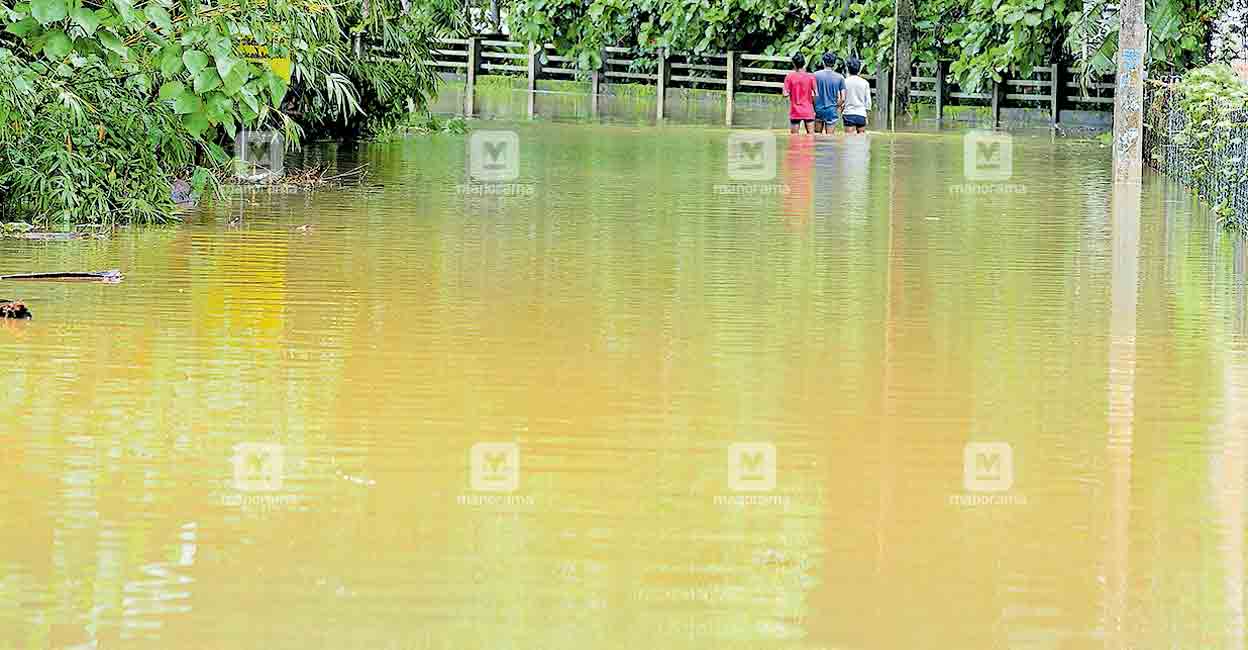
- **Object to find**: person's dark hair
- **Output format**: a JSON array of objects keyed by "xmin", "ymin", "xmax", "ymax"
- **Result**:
[
  {"xmin": 822, "ymin": 53, "xmax": 837, "ymax": 69},
  {"xmin": 847, "ymin": 57, "xmax": 862, "ymax": 75},
  {"xmin": 792, "ymin": 53, "xmax": 806, "ymax": 70}
]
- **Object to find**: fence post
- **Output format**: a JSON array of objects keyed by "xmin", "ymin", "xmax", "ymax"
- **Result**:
[
  {"xmin": 465, "ymin": 37, "xmax": 482, "ymax": 117},
  {"xmin": 590, "ymin": 50, "xmax": 603, "ymax": 119},
  {"xmin": 527, "ymin": 43, "xmax": 542, "ymax": 119},
  {"xmin": 935, "ymin": 60, "xmax": 948, "ymax": 122},
  {"xmin": 1050, "ymin": 62, "xmax": 1061, "ymax": 126},
  {"xmin": 656, "ymin": 47, "xmax": 670, "ymax": 122},
  {"xmin": 725, "ymin": 51, "xmax": 739, "ymax": 127},
  {"xmin": 990, "ymin": 78, "xmax": 1002, "ymax": 127},
  {"xmin": 876, "ymin": 66, "xmax": 892, "ymax": 130}
]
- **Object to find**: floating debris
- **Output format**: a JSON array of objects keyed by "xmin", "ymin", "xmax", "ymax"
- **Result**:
[
  {"xmin": 335, "ymin": 469, "xmax": 377, "ymax": 487},
  {"xmin": 218, "ymin": 164, "xmax": 369, "ymax": 192},
  {"xmin": 0, "ymin": 301, "xmax": 31, "ymax": 319}
]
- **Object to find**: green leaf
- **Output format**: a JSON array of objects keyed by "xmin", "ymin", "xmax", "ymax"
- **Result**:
[
  {"xmin": 173, "ymin": 92, "xmax": 202, "ymax": 115},
  {"xmin": 158, "ymin": 80, "xmax": 185, "ymax": 100},
  {"xmin": 193, "ymin": 67, "xmax": 221, "ymax": 93},
  {"xmin": 222, "ymin": 65, "xmax": 248, "ymax": 95},
  {"xmin": 183, "ymin": 111, "xmax": 210, "ymax": 137},
  {"xmin": 205, "ymin": 92, "xmax": 234, "ymax": 121},
  {"xmin": 267, "ymin": 73, "xmax": 288, "ymax": 103},
  {"xmin": 144, "ymin": 5, "xmax": 172, "ymax": 32},
  {"xmin": 205, "ymin": 142, "xmax": 230, "ymax": 164},
  {"xmin": 5, "ymin": 17, "xmax": 41, "ymax": 36},
  {"xmin": 238, "ymin": 88, "xmax": 259, "ymax": 114},
  {"xmin": 238, "ymin": 92, "xmax": 258, "ymax": 120},
  {"xmin": 215, "ymin": 54, "xmax": 239, "ymax": 80},
  {"xmin": 99, "ymin": 29, "xmax": 128, "ymax": 57},
  {"xmin": 42, "ymin": 30, "xmax": 72, "ymax": 59},
  {"xmin": 183, "ymin": 49, "xmax": 210, "ymax": 74},
  {"xmin": 31, "ymin": 0, "xmax": 67, "ymax": 25},
  {"xmin": 205, "ymin": 30, "xmax": 231, "ymax": 59},
  {"xmin": 70, "ymin": 7, "xmax": 99, "ymax": 34},
  {"xmin": 112, "ymin": 0, "xmax": 136, "ymax": 24},
  {"xmin": 160, "ymin": 44, "xmax": 184, "ymax": 75}
]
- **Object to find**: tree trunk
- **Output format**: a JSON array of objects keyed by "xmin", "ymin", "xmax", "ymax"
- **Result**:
[
  {"xmin": 892, "ymin": 0, "xmax": 914, "ymax": 119},
  {"xmin": 489, "ymin": 0, "xmax": 501, "ymax": 33}
]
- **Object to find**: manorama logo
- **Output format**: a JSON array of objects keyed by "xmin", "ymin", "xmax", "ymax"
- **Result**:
[
  {"xmin": 716, "ymin": 131, "xmax": 789, "ymax": 195},
  {"xmin": 963, "ymin": 442, "xmax": 1012, "ymax": 491},
  {"xmin": 234, "ymin": 130, "xmax": 284, "ymax": 182},
  {"xmin": 470, "ymin": 131, "xmax": 520, "ymax": 182},
  {"xmin": 225, "ymin": 442, "xmax": 296, "ymax": 508},
  {"xmin": 951, "ymin": 131, "xmax": 1027, "ymax": 194},
  {"xmin": 470, "ymin": 442, "xmax": 519, "ymax": 492},
  {"xmin": 460, "ymin": 131, "xmax": 534, "ymax": 196},
  {"xmin": 728, "ymin": 442, "xmax": 776, "ymax": 491},
  {"xmin": 459, "ymin": 442, "xmax": 534, "ymax": 506},
  {"xmin": 727, "ymin": 132, "xmax": 777, "ymax": 181},
  {"xmin": 234, "ymin": 442, "xmax": 285, "ymax": 492},
  {"xmin": 950, "ymin": 442, "xmax": 1027, "ymax": 506},
  {"xmin": 964, "ymin": 131, "xmax": 1012, "ymax": 181},
  {"xmin": 715, "ymin": 442, "xmax": 789, "ymax": 507}
]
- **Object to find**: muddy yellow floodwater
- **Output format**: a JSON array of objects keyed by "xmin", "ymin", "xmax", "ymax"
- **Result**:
[{"xmin": 1, "ymin": 123, "xmax": 1246, "ymax": 650}]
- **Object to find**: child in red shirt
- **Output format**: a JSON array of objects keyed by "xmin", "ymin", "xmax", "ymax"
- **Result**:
[{"xmin": 782, "ymin": 53, "xmax": 818, "ymax": 134}]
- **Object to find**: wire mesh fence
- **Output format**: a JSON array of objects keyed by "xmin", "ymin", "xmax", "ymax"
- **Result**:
[{"xmin": 1143, "ymin": 80, "xmax": 1248, "ymax": 227}]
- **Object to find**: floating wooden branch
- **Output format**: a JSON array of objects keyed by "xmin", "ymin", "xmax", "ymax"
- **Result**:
[{"xmin": 0, "ymin": 270, "xmax": 123, "ymax": 283}]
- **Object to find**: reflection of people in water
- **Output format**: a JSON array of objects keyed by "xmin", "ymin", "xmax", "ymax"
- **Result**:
[
  {"xmin": 781, "ymin": 136, "xmax": 815, "ymax": 232},
  {"xmin": 840, "ymin": 137, "xmax": 871, "ymax": 225},
  {"xmin": 810, "ymin": 137, "xmax": 871, "ymax": 227}
]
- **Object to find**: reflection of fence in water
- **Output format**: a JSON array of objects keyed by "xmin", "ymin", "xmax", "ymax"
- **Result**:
[
  {"xmin": 1143, "ymin": 82, "xmax": 1248, "ymax": 225},
  {"xmin": 407, "ymin": 38, "xmax": 1118, "ymax": 128},
  {"xmin": 120, "ymin": 522, "xmax": 197, "ymax": 640}
]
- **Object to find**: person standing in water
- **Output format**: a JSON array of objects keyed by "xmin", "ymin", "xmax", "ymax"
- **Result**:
[
  {"xmin": 782, "ymin": 53, "xmax": 818, "ymax": 134},
  {"xmin": 813, "ymin": 53, "xmax": 845, "ymax": 134},
  {"xmin": 842, "ymin": 57, "xmax": 871, "ymax": 135}
]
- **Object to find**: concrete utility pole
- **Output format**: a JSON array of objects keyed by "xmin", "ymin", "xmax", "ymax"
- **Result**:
[{"xmin": 1112, "ymin": 0, "xmax": 1147, "ymax": 184}]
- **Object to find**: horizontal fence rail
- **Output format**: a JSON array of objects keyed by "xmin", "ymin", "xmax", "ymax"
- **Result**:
[
  {"xmin": 903, "ymin": 61, "xmax": 1116, "ymax": 125},
  {"xmin": 386, "ymin": 37, "xmax": 1117, "ymax": 127}
]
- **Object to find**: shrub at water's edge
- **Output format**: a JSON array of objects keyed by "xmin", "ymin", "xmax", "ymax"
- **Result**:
[
  {"xmin": 0, "ymin": 0, "xmax": 460, "ymax": 228},
  {"xmin": 1159, "ymin": 64, "xmax": 1248, "ymax": 230}
]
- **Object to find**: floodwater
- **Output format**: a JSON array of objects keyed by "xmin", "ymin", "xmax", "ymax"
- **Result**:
[{"xmin": 2, "ymin": 122, "xmax": 1247, "ymax": 650}]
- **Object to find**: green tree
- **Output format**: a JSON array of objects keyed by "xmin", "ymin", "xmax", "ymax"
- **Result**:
[{"xmin": 0, "ymin": 0, "xmax": 460, "ymax": 226}]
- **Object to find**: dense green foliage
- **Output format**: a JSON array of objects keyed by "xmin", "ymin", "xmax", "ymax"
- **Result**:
[
  {"xmin": 504, "ymin": 0, "xmax": 1220, "ymax": 91},
  {"xmin": 1, "ymin": 0, "xmax": 457, "ymax": 227},
  {"xmin": 1162, "ymin": 63, "xmax": 1248, "ymax": 228}
]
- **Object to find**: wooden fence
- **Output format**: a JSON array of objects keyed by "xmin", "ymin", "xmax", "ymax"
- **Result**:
[
  {"xmin": 908, "ymin": 61, "xmax": 1116, "ymax": 124},
  {"xmin": 404, "ymin": 37, "xmax": 1116, "ymax": 127}
]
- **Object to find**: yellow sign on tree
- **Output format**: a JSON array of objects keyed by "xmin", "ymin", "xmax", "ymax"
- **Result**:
[{"xmin": 237, "ymin": 43, "xmax": 292, "ymax": 82}]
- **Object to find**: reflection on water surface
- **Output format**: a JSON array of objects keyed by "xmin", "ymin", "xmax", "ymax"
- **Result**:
[{"xmin": 1, "ymin": 123, "xmax": 1246, "ymax": 649}]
